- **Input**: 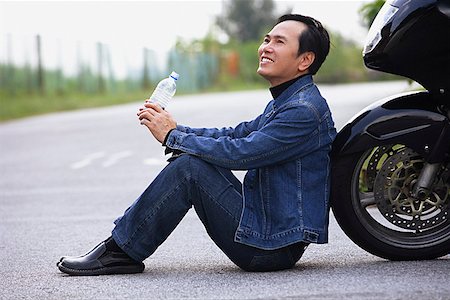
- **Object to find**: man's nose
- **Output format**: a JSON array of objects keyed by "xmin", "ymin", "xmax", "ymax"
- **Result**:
[{"xmin": 261, "ymin": 43, "xmax": 274, "ymax": 53}]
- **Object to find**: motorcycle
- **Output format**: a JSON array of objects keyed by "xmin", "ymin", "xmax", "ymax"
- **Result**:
[{"xmin": 331, "ymin": 0, "xmax": 450, "ymax": 260}]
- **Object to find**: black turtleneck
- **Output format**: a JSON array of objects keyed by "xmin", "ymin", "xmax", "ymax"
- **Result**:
[{"xmin": 269, "ymin": 75, "xmax": 307, "ymax": 99}]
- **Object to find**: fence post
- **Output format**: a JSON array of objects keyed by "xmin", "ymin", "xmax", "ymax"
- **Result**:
[
  {"xmin": 142, "ymin": 48, "xmax": 150, "ymax": 90},
  {"xmin": 36, "ymin": 34, "xmax": 45, "ymax": 95},
  {"xmin": 97, "ymin": 42, "xmax": 105, "ymax": 93}
]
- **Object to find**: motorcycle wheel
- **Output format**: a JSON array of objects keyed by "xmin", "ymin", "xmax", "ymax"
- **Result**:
[{"xmin": 331, "ymin": 144, "xmax": 450, "ymax": 260}]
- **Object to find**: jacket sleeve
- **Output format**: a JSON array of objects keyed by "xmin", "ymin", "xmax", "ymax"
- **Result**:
[
  {"xmin": 165, "ymin": 102, "xmax": 321, "ymax": 170},
  {"xmin": 176, "ymin": 114, "xmax": 262, "ymax": 139}
]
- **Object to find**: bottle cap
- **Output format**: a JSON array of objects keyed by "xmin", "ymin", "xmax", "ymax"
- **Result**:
[{"xmin": 170, "ymin": 71, "xmax": 179, "ymax": 80}]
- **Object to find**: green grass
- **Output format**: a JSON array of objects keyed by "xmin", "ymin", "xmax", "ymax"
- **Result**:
[
  {"xmin": 0, "ymin": 82, "xmax": 269, "ymax": 122},
  {"xmin": 0, "ymin": 90, "xmax": 149, "ymax": 122}
]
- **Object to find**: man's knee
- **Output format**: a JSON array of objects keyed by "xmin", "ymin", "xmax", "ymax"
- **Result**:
[
  {"xmin": 170, "ymin": 154, "xmax": 211, "ymax": 171},
  {"xmin": 167, "ymin": 154, "xmax": 214, "ymax": 180}
]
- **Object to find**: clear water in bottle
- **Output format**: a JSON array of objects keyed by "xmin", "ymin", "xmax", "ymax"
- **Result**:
[{"xmin": 149, "ymin": 71, "xmax": 179, "ymax": 108}]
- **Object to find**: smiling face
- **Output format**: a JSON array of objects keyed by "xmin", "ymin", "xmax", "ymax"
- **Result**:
[{"xmin": 257, "ymin": 20, "xmax": 314, "ymax": 87}]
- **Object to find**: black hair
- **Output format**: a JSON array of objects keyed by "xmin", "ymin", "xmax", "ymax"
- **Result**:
[{"xmin": 277, "ymin": 14, "xmax": 330, "ymax": 75}]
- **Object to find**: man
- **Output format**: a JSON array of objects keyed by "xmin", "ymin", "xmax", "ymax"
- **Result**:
[{"xmin": 57, "ymin": 14, "xmax": 336, "ymax": 275}]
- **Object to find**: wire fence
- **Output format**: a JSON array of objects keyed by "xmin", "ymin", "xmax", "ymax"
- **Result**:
[
  {"xmin": 0, "ymin": 32, "xmax": 389, "ymax": 102},
  {"xmin": 0, "ymin": 34, "xmax": 227, "ymax": 97}
]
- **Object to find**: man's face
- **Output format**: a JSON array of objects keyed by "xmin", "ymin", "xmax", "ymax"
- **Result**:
[{"xmin": 257, "ymin": 20, "xmax": 308, "ymax": 87}]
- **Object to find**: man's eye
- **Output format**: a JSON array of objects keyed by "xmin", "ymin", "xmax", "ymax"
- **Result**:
[
  {"xmin": 277, "ymin": 40, "xmax": 284, "ymax": 44},
  {"xmin": 263, "ymin": 38, "xmax": 270, "ymax": 43}
]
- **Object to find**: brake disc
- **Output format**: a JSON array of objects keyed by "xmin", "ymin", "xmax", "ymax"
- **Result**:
[
  {"xmin": 373, "ymin": 147, "xmax": 450, "ymax": 232},
  {"xmin": 365, "ymin": 145, "xmax": 396, "ymax": 190}
]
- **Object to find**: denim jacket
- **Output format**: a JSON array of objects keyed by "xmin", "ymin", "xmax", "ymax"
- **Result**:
[{"xmin": 165, "ymin": 75, "xmax": 337, "ymax": 249}]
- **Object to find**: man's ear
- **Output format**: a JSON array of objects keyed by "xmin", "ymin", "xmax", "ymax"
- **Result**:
[{"xmin": 298, "ymin": 52, "xmax": 315, "ymax": 73}]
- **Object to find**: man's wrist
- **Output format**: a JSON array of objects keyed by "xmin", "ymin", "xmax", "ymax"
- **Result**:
[{"xmin": 162, "ymin": 128, "xmax": 175, "ymax": 146}]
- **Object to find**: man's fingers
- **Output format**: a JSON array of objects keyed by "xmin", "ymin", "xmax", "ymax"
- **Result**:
[
  {"xmin": 144, "ymin": 102, "xmax": 163, "ymax": 112},
  {"xmin": 140, "ymin": 118, "xmax": 153, "ymax": 127},
  {"xmin": 138, "ymin": 109, "xmax": 156, "ymax": 120},
  {"xmin": 140, "ymin": 114, "xmax": 151, "ymax": 124},
  {"xmin": 152, "ymin": 104, "xmax": 164, "ymax": 113},
  {"xmin": 137, "ymin": 108, "xmax": 145, "ymax": 116}
]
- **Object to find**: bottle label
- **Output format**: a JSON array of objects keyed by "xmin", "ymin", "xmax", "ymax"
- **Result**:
[{"xmin": 150, "ymin": 87, "xmax": 172, "ymax": 108}]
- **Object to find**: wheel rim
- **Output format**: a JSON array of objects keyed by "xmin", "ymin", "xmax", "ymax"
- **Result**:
[{"xmin": 351, "ymin": 144, "xmax": 450, "ymax": 249}]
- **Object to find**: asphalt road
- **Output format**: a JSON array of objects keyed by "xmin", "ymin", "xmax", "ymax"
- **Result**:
[{"xmin": 1, "ymin": 81, "xmax": 449, "ymax": 299}]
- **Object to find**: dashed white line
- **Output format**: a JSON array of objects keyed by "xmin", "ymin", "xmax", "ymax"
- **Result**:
[
  {"xmin": 143, "ymin": 158, "xmax": 167, "ymax": 166},
  {"xmin": 70, "ymin": 152, "xmax": 105, "ymax": 169},
  {"xmin": 71, "ymin": 151, "xmax": 167, "ymax": 169},
  {"xmin": 102, "ymin": 150, "xmax": 133, "ymax": 167}
]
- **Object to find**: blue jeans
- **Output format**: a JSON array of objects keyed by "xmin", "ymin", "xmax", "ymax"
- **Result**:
[{"xmin": 112, "ymin": 155, "xmax": 307, "ymax": 272}]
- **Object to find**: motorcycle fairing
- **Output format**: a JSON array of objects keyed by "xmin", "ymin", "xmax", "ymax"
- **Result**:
[
  {"xmin": 364, "ymin": 0, "xmax": 450, "ymax": 92},
  {"xmin": 332, "ymin": 91, "xmax": 450, "ymax": 163}
]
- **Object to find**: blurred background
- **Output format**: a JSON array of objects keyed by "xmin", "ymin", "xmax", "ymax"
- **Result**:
[{"xmin": 0, "ymin": 0, "xmax": 389, "ymax": 121}]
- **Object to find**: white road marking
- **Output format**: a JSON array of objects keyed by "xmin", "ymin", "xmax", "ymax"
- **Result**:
[
  {"xmin": 143, "ymin": 158, "xmax": 167, "ymax": 166},
  {"xmin": 102, "ymin": 150, "xmax": 133, "ymax": 167},
  {"xmin": 71, "ymin": 151, "xmax": 167, "ymax": 169},
  {"xmin": 70, "ymin": 152, "xmax": 105, "ymax": 169}
]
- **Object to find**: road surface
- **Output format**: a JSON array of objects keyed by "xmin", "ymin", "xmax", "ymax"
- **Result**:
[{"xmin": 1, "ymin": 81, "xmax": 448, "ymax": 299}]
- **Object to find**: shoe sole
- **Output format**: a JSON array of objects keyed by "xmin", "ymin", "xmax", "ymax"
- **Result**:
[{"xmin": 57, "ymin": 262, "xmax": 144, "ymax": 276}]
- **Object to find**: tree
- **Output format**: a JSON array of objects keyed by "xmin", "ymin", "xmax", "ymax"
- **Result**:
[
  {"xmin": 359, "ymin": 0, "xmax": 385, "ymax": 29},
  {"xmin": 216, "ymin": 0, "xmax": 289, "ymax": 42}
]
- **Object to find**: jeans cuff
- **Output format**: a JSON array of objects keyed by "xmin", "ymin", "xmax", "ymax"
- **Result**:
[{"xmin": 111, "ymin": 227, "xmax": 144, "ymax": 262}]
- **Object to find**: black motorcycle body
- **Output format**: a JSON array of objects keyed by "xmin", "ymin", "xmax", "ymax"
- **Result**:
[{"xmin": 331, "ymin": 0, "xmax": 450, "ymax": 260}]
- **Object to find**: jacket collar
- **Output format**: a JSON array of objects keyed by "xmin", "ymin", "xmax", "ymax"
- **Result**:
[{"xmin": 272, "ymin": 74, "xmax": 313, "ymax": 110}]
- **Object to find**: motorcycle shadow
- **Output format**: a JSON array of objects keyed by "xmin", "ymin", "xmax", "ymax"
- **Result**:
[{"xmin": 296, "ymin": 253, "xmax": 449, "ymax": 275}]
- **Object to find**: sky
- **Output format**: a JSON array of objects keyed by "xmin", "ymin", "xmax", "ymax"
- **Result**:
[{"xmin": 0, "ymin": 0, "xmax": 371, "ymax": 77}]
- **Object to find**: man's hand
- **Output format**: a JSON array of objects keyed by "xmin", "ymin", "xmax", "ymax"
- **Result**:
[{"xmin": 137, "ymin": 102, "xmax": 177, "ymax": 143}]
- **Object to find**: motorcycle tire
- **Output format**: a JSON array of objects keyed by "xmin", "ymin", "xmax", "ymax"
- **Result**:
[{"xmin": 331, "ymin": 144, "xmax": 450, "ymax": 260}]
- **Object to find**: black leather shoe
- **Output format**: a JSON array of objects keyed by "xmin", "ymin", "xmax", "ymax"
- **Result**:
[
  {"xmin": 56, "ymin": 242, "xmax": 100, "ymax": 266},
  {"xmin": 57, "ymin": 242, "xmax": 144, "ymax": 276}
]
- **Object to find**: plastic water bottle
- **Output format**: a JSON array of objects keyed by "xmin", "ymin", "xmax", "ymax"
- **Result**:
[{"xmin": 148, "ymin": 71, "xmax": 179, "ymax": 109}]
